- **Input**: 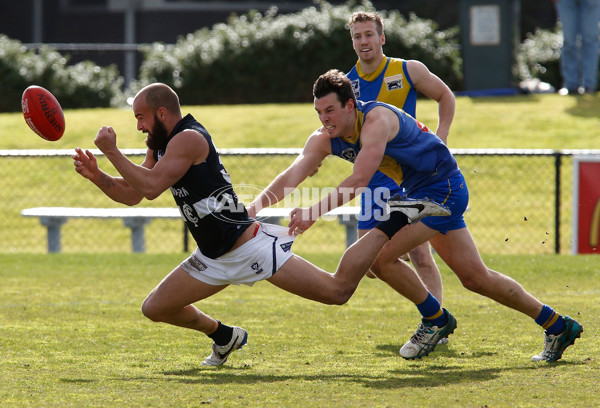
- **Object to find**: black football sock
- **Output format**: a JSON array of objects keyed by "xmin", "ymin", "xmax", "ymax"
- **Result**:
[
  {"xmin": 375, "ymin": 211, "xmax": 410, "ymax": 239},
  {"xmin": 207, "ymin": 321, "xmax": 234, "ymax": 345}
]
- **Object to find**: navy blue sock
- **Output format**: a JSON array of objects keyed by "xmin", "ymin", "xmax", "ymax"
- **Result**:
[
  {"xmin": 207, "ymin": 321, "xmax": 234, "ymax": 345},
  {"xmin": 535, "ymin": 305, "xmax": 565, "ymax": 335},
  {"xmin": 416, "ymin": 293, "xmax": 447, "ymax": 327}
]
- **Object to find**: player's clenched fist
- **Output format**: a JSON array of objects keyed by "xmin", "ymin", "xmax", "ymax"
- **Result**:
[{"xmin": 94, "ymin": 126, "xmax": 117, "ymax": 153}]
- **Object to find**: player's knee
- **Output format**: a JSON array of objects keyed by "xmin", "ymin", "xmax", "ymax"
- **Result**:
[
  {"xmin": 370, "ymin": 257, "xmax": 392, "ymax": 281},
  {"xmin": 331, "ymin": 287, "xmax": 355, "ymax": 305},
  {"xmin": 408, "ymin": 247, "xmax": 435, "ymax": 269},
  {"xmin": 141, "ymin": 296, "xmax": 163, "ymax": 322},
  {"xmin": 458, "ymin": 272, "xmax": 488, "ymax": 294}
]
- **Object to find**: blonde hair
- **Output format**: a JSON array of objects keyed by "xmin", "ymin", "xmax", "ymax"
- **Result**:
[{"xmin": 348, "ymin": 11, "xmax": 384, "ymax": 36}]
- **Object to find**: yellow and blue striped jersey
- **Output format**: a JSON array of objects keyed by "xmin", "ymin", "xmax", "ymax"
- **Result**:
[
  {"xmin": 344, "ymin": 56, "xmax": 417, "ymax": 194},
  {"xmin": 330, "ymin": 101, "xmax": 460, "ymax": 194},
  {"xmin": 346, "ymin": 56, "xmax": 417, "ymax": 117}
]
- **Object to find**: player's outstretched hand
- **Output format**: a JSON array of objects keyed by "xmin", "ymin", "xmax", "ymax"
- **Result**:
[
  {"xmin": 288, "ymin": 207, "xmax": 316, "ymax": 236},
  {"xmin": 72, "ymin": 147, "xmax": 99, "ymax": 181}
]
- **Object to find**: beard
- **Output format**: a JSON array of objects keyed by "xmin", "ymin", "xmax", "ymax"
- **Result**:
[{"xmin": 145, "ymin": 115, "xmax": 170, "ymax": 151}]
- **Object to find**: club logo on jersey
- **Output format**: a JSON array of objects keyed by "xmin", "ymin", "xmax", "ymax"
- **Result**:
[
  {"xmin": 341, "ymin": 148, "xmax": 357, "ymax": 163},
  {"xmin": 279, "ymin": 242, "xmax": 293, "ymax": 252},
  {"xmin": 251, "ymin": 262, "xmax": 264, "ymax": 274},
  {"xmin": 384, "ymin": 74, "xmax": 403, "ymax": 91},
  {"xmin": 182, "ymin": 203, "xmax": 199, "ymax": 227},
  {"xmin": 351, "ymin": 79, "xmax": 360, "ymax": 98}
]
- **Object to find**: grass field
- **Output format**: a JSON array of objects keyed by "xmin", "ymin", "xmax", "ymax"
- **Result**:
[
  {"xmin": 1, "ymin": 92, "xmax": 600, "ymax": 406},
  {"xmin": 2, "ymin": 93, "xmax": 600, "ymax": 150},
  {"xmin": 1, "ymin": 253, "xmax": 598, "ymax": 407}
]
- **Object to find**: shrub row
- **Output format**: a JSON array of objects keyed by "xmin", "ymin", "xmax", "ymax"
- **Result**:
[
  {"xmin": 0, "ymin": 35, "xmax": 123, "ymax": 112},
  {"xmin": 136, "ymin": 1, "xmax": 462, "ymax": 105},
  {"xmin": 517, "ymin": 26, "xmax": 562, "ymax": 90},
  {"xmin": 0, "ymin": 1, "xmax": 567, "ymax": 111}
]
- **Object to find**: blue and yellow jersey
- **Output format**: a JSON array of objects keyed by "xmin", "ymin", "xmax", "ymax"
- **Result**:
[
  {"xmin": 346, "ymin": 56, "xmax": 417, "ymax": 117},
  {"xmin": 344, "ymin": 56, "xmax": 418, "ymax": 194},
  {"xmin": 330, "ymin": 101, "xmax": 460, "ymax": 195}
]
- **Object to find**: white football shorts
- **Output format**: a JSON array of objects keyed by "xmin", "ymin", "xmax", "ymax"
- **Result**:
[{"xmin": 179, "ymin": 223, "xmax": 296, "ymax": 286}]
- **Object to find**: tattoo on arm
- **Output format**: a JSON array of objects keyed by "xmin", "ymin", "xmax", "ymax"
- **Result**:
[{"xmin": 97, "ymin": 173, "xmax": 115, "ymax": 189}]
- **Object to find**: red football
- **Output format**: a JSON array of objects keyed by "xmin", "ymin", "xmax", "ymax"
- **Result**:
[{"xmin": 22, "ymin": 85, "xmax": 65, "ymax": 141}]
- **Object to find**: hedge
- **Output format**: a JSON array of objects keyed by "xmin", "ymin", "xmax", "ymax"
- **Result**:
[
  {"xmin": 0, "ymin": 35, "xmax": 123, "ymax": 112},
  {"xmin": 516, "ymin": 25, "xmax": 562, "ymax": 90},
  {"xmin": 136, "ymin": 1, "xmax": 462, "ymax": 105},
  {"xmin": 0, "ymin": 1, "xmax": 577, "ymax": 111}
]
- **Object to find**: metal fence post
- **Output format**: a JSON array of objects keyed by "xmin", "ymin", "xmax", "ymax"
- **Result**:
[{"xmin": 554, "ymin": 152, "xmax": 563, "ymax": 254}]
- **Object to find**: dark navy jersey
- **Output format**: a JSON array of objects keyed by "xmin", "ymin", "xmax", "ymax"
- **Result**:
[{"xmin": 154, "ymin": 114, "xmax": 252, "ymax": 258}]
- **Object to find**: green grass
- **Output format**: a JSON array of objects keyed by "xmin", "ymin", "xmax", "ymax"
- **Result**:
[
  {"xmin": 2, "ymin": 95, "xmax": 600, "ymax": 406},
  {"xmin": 1, "ymin": 253, "xmax": 598, "ymax": 407},
  {"xmin": 2, "ymin": 93, "xmax": 600, "ymax": 150}
]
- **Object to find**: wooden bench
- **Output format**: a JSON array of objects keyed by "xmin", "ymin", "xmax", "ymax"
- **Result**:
[{"xmin": 21, "ymin": 206, "xmax": 361, "ymax": 253}]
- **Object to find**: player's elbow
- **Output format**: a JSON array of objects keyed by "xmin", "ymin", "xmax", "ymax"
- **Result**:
[
  {"xmin": 350, "ymin": 175, "xmax": 370, "ymax": 192},
  {"xmin": 144, "ymin": 191, "xmax": 161, "ymax": 201},
  {"xmin": 140, "ymin": 185, "xmax": 165, "ymax": 201},
  {"xmin": 336, "ymin": 289, "xmax": 356, "ymax": 305},
  {"xmin": 122, "ymin": 197, "xmax": 143, "ymax": 206},
  {"xmin": 115, "ymin": 193, "xmax": 143, "ymax": 206}
]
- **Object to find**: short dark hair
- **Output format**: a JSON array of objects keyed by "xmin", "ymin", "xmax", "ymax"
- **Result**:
[
  {"xmin": 348, "ymin": 11, "xmax": 384, "ymax": 36},
  {"xmin": 313, "ymin": 69, "xmax": 357, "ymax": 108}
]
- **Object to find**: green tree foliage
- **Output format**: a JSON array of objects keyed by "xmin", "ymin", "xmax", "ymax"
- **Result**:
[
  {"xmin": 0, "ymin": 35, "xmax": 123, "ymax": 112},
  {"xmin": 0, "ymin": 2, "xmax": 572, "ymax": 111},
  {"xmin": 137, "ymin": 1, "xmax": 462, "ymax": 105}
]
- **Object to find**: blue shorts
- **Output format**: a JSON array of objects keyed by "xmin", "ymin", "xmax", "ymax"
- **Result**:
[{"xmin": 410, "ymin": 173, "xmax": 469, "ymax": 234}]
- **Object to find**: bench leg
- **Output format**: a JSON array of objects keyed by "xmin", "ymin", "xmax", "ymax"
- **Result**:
[
  {"xmin": 338, "ymin": 217, "xmax": 358, "ymax": 248},
  {"xmin": 123, "ymin": 218, "xmax": 151, "ymax": 253},
  {"xmin": 40, "ymin": 216, "xmax": 67, "ymax": 253}
]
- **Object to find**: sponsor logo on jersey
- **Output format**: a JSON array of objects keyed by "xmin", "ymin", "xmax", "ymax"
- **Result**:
[
  {"xmin": 279, "ymin": 242, "xmax": 293, "ymax": 252},
  {"xmin": 189, "ymin": 257, "xmax": 208, "ymax": 271},
  {"xmin": 171, "ymin": 186, "xmax": 190, "ymax": 198},
  {"xmin": 384, "ymin": 74, "xmax": 403, "ymax": 91}
]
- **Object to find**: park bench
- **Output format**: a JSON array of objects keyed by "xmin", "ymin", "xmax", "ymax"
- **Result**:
[{"xmin": 21, "ymin": 206, "xmax": 361, "ymax": 253}]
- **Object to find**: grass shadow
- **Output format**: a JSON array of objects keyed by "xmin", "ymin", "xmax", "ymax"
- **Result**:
[
  {"xmin": 157, "ymin": 365, "xmax": 501, "ymax": 389},
  {"xmin": 565, "ymin": 93, "xmax": 600, "ymax": 118}
]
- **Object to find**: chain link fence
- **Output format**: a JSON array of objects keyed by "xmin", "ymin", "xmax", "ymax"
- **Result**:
[{"xmin": 0, "ymin": 148, "xmax": 593, "ymax": 255}]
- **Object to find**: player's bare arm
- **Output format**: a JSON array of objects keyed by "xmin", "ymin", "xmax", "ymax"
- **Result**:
[
  {"xmin": 288, "ymin": 107, "xmax": 394, "ymax": 234},
  {"xmin": 72, "ymin": 146, "xmax": 156, "ymax": 206},
  {"xmin": 95, "ymin": 126, "xmax": 208, "ymax": 200},
  {"xmin": 406, "ymin": 60, "xmax": 455, "ymax": 143},
  {"xmin": 247, "ymin": 128, "xmax": 331, "ymax": 217}
]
